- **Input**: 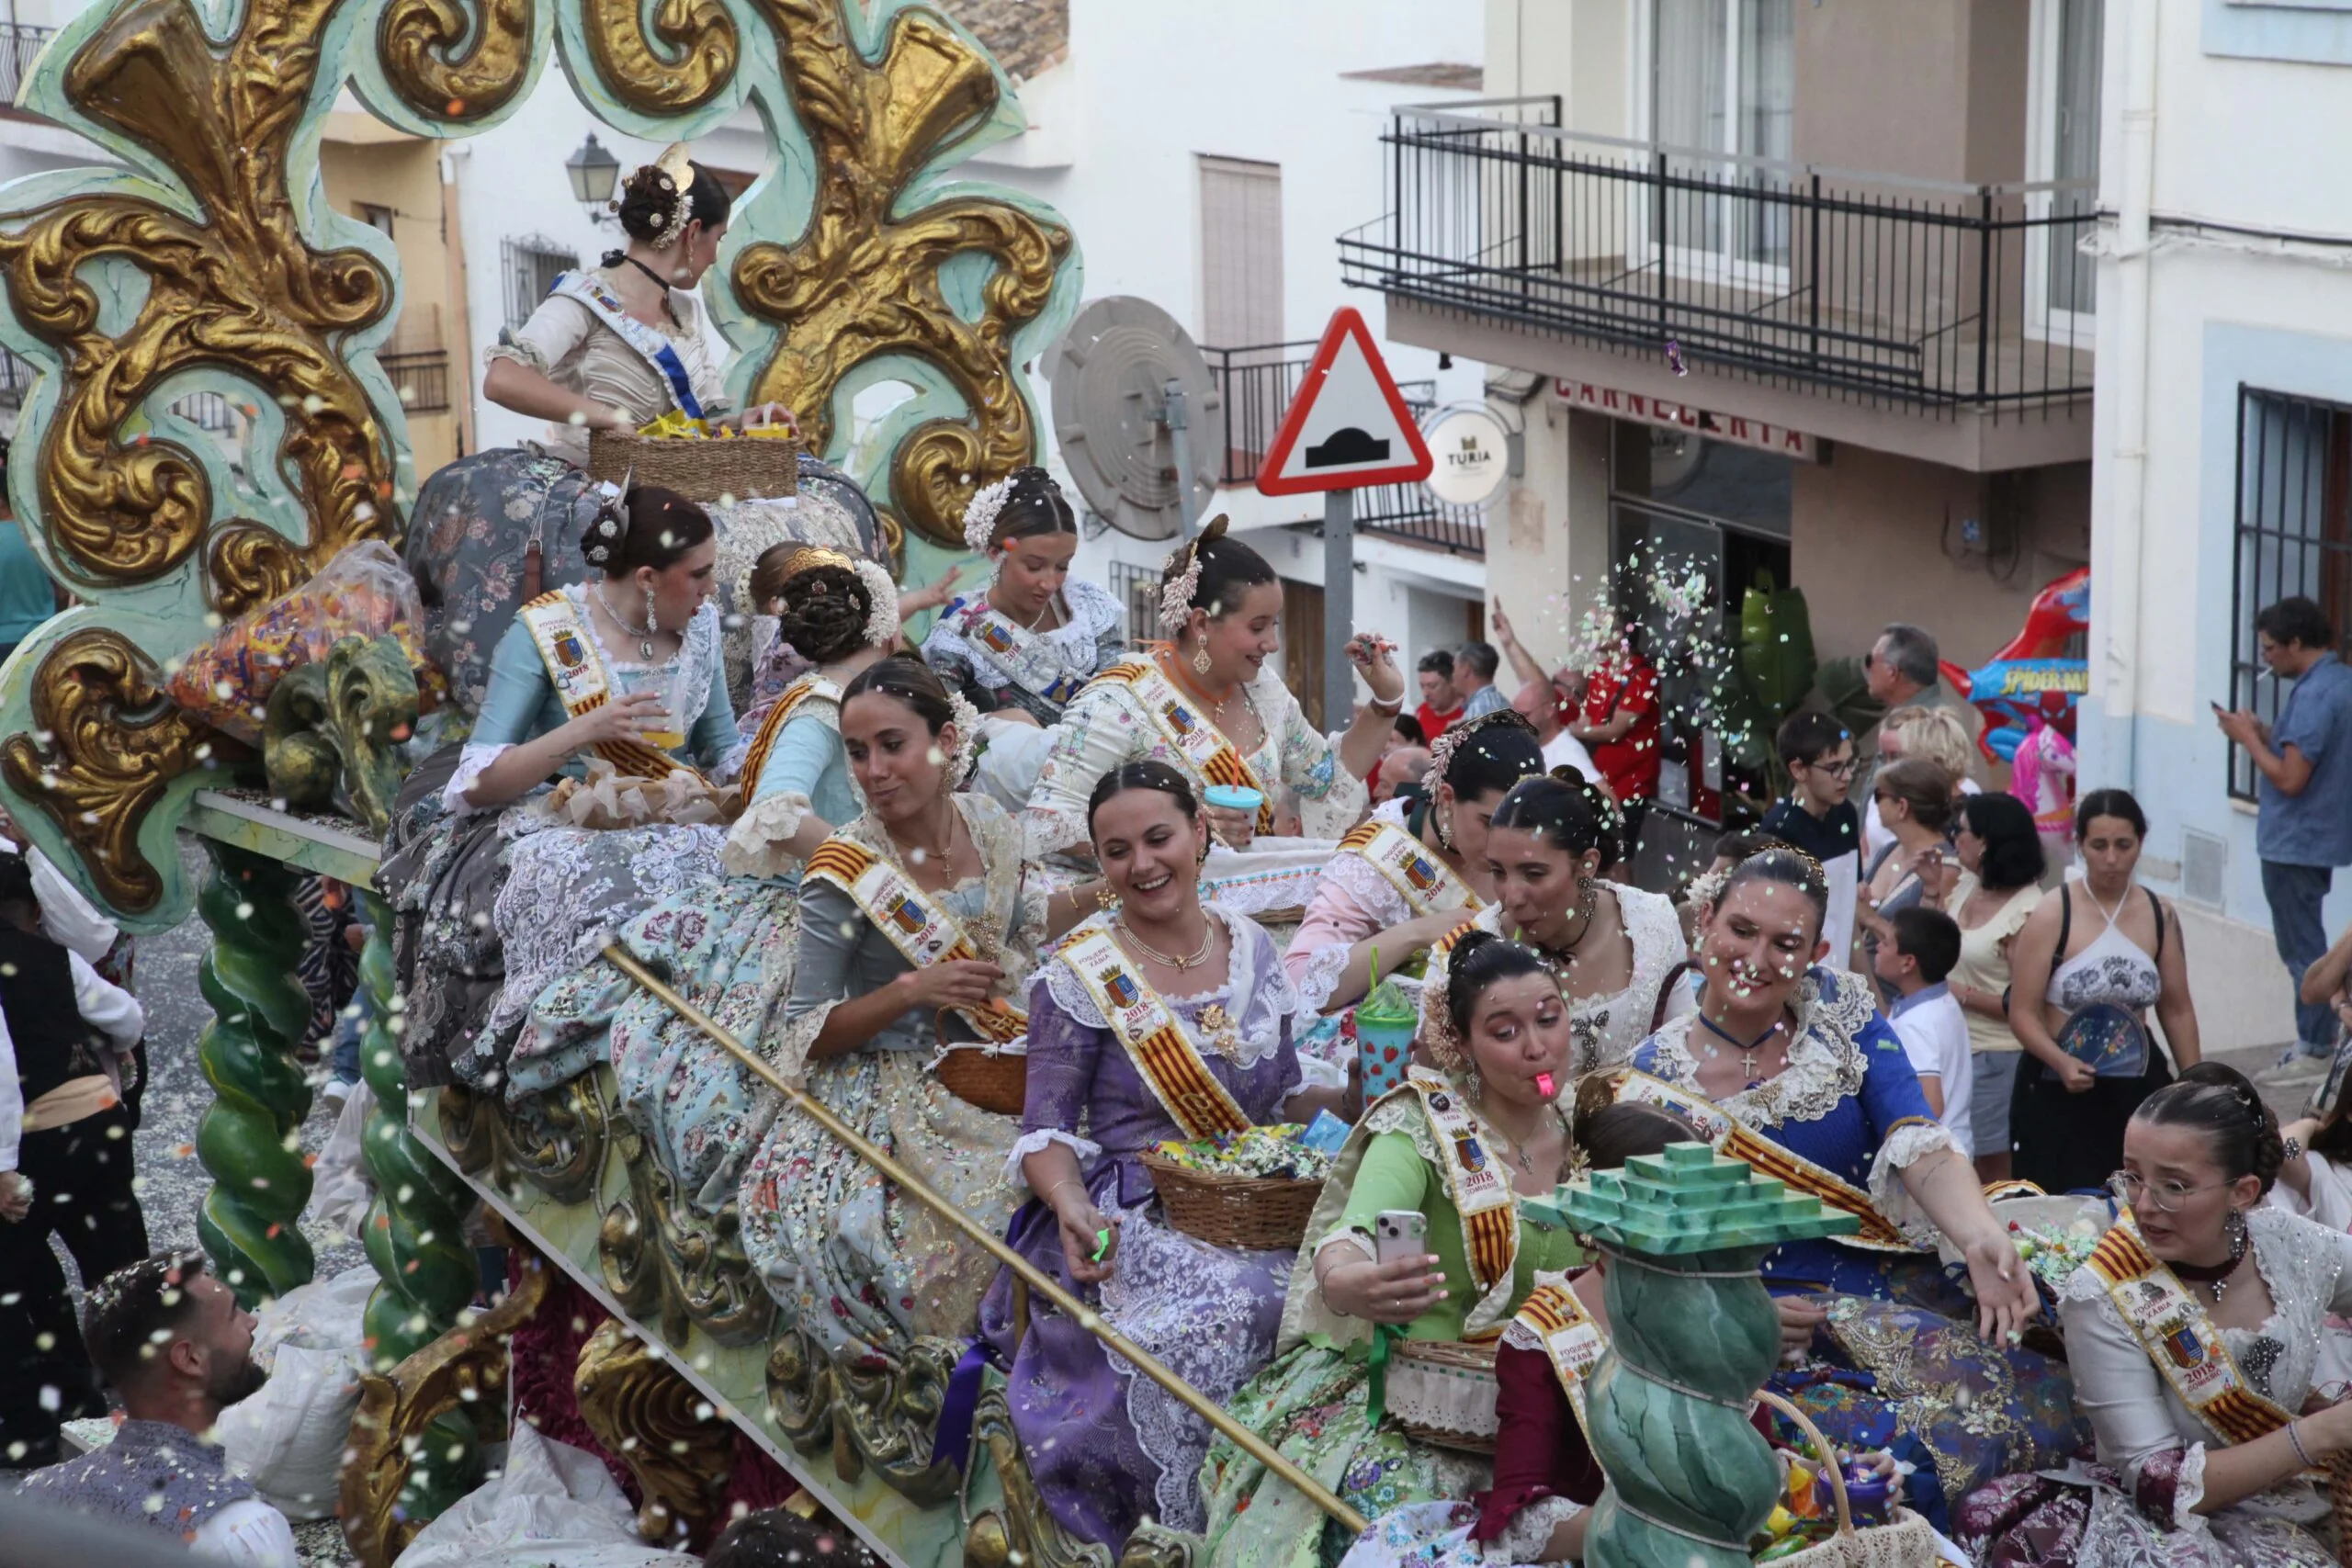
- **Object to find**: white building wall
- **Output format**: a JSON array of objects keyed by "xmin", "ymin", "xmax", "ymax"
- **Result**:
[
  {"xmin": 960, "ymin": 0, "xmax": 1491, "ymax": 679},
  {"xmin": 2080, "ymin": 0, "xmax": 2352, "ymax": 1051}
]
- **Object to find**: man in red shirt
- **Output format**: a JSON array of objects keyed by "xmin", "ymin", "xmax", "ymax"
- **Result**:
[
  {"xmin": 1415, "ymin": 649, "xmax": 1463, "ymax": 739},
  {"xmin": 1573, "ymin": 626, "xmax": 1663, "ymax": 816}
]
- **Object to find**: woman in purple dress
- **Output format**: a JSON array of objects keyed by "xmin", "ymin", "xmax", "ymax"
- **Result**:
[{"xmin": 980, "ymin": 761, "xmax": 1357, "ymax": 1552}]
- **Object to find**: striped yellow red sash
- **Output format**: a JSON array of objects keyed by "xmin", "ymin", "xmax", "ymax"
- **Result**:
[
  {"xmin": 517, "ymin": 590, "xmax": 706, "ymax": 783},
  {"xmin": 1375, "ymin": 1071, "xmax": 1519, "ymax": 1295},
  {"xmin": 2087, "ymin": 1214, "xmax": 2300, "ymax": 1450},
  {"xmin": 1057, "ymin": 922, "xmax": 1251, "ymax": 1140},
  {"xmin": 736, "ymin": 674, "xmax": 842, "ymax": 795},
  {"xmin": 1512, "ymin": 1280, "xmax": 1609, "ymax": 1438},
  {"xmin": 1338, "ymin": 819, "xmax": 1481, "ymax": 919},
  {"xmin": 1093, "ymin": 660, "xmax": 1277, "ymax": 833},
  {"xmin": 1608, "ymin": 1069, "xmax": 1918, "ymax": 1253},
  {"xmin": 803, "ymin": 835, "xmax": 1026, "ymax": 1045}
]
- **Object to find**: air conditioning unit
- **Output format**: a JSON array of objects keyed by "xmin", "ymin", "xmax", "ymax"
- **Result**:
[{"xmin": 2181, "ymin": 828, "xmax": 2228, "ymax": 908}]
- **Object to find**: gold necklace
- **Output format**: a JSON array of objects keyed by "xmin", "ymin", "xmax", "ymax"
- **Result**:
[
  {"xmin": 1479, "ymin": 1099, "xmax": 1568, "ymax": 1175},
  {"xmin": 1116, "ymin": 914, "xmax": 1216, "ymax": 971},
  {"xmin": 889, "ymin": 803, "xmax": 956, "ymax": 866}
]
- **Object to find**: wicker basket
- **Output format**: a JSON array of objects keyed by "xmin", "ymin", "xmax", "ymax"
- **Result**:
[
  {"xmin": 1137, "ymin": 1151, "xmax": 1322, "ymax": 1251},
  {"xmin": 1754, "ymin": 1390, "xmax": 1940, "ymax": 1567},
  {"xmin": 933, "ymin": 1043, "xmax": 1027, "ymax": 1117},
  {"xmin": 1387, "ymin": 1338, "xmax": 1499, "ymax": 1454},
  {"xmin": 588, "ymin": 427, "xmax": 799, "ymax": 504}
]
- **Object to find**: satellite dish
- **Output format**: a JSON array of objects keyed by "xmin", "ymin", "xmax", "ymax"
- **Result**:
[{"xmin": 1046, "ymin": 296, "xmax": 1223, "ymax": 541}]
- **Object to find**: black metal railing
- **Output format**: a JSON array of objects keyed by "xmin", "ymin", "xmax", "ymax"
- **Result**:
[
  {"xmin": 0, "ymin": 24, "xmax": 54, "ymax": 108},
  {"xmin": 1202, "ymin": 343, "xmax": 1484, "ymax": 556},
  {"xmin": 1340, "ymin": 97, "xmax": 2098, "ymax": 418},
  {"xmin": 384, "ymin": 349, "xmax": 451, "ymax": 414}
]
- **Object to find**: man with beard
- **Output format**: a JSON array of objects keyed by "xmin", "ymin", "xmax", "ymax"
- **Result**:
[{"xmin": 17, "ymin": 1251, "xmax": 291, "ymax": 1566}]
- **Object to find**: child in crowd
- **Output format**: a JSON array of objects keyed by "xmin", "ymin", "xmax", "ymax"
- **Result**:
[
  {"xmin": 1876, "ymin": 907, "xmax": 1973, "ymax": 1156},
  {"xmin": 1761, "ymin": 710, "xmax": 1864, "ymax": 960}
]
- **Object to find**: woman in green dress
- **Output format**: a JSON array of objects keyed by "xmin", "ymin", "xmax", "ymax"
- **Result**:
[{"xmin": 1198, "ymin": 931, "xmax": 1586, "ymax": 1568}]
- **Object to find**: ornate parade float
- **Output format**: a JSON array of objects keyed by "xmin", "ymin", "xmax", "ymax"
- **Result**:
[{"xmin": 0, "ymin": 2, "xmax": 1884, "ymax": 1563}]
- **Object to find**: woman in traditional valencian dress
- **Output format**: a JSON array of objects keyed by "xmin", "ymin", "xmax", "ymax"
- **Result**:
[
  {"xmin": 1329, "ymin": 1100, "xmax": 1723, "ymax": 1568},
  {"xmin": 734, "ymin": 658, "xmax": 1041, "ymax": 1360},
  {"xmin": 406, "ymin": 146, "xmax": 880, "ymax": 720},
  {"xmin": 978, "ymin": 761, "xmax": 1357, "ymax": 1552},
  {"xmin": 1615, "ymin": 846, "xmax": 2075, "ymax": 1531},
  {"xmin": 1418, "ymin": 770, "xmax": 1686, "ymax": 1077},
  {"xmin": 380, "ymin": 485, "xmax": 733, "ymax": 1090},
  {"xmin": 922, "ymin": 466, "xmax": 1123, "ymax": 726},
  {"xmin": 1957, "ymin": 1065, "xmax": 2352, "ymax": 1568},
  {"xmin": 1198, "ymin": 932, "xmax": 1590, "ymax": 1568},
  {"xmin": 514, "ymin": 546, "xmax": 897, "ymax": 1197},
  {"xmin": 1021, "ymin": 516, "xmax": 1398, "ymax": 862},
  {"xmin": 1283, "ymin": 711, "xmax": 1544, "ymax": 1017}
]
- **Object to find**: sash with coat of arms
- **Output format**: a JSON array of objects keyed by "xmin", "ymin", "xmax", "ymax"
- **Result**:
[
  {"xmin": 1057, "ymin": 916, "xmax": 1253, "ymax": 1140},
  {"xmin": 955, "ymin": 601, "xmax": 1091, "ymax": 707},
  {"xmin": 1091, "ymin": 660, "xmax": 1277, "ymax": 833},
  {"xmin": 1338, "ymin": 818, "xmax": 1481, "ymax": 920},
  {"xmin": 1511, "ymin": 1277, "xmax": 1611, "ymax": 1438},
  {"xmin": 803, "ymin": 833, "xmax": 1026, "ymax": 1046},
  {"xmin": 516, "ymin": 589, "xmax": 699, "ymax": 781}
]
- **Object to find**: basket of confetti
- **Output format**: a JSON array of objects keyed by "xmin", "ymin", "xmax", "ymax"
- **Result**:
[
  {"xmin": 1936, "ymin": 1193, "xmax": 2109, "ymax": 1303},
  {"xmin": 589, "ymin": 411, "xmax": 798, "ymax": 505},
  {"xmin": 1140, "ymin": 1126, "xmax": 1334, "ymax": 1251},
  {"xmin": 1388, "ymin": 1338, "xmax": 1500, "ymax": 1454}
]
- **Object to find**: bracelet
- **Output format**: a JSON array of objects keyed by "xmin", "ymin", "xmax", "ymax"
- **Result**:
[
  {"xmin": 2289, "ymin": 1417, "xmax": 2317, "ymax": 1469},
  {"xmin": 1045, "ymin": 1179, "xmax": 1087, "ymax": 1207},
  {"xmin": 1367, "ymin": 694, "xmax": 1405, "ymax": 716}
]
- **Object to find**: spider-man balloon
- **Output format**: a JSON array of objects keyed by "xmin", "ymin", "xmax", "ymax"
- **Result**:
[{"xmin": 1939, "ymin": 567, "xmax": 2090, "ymax": 763}]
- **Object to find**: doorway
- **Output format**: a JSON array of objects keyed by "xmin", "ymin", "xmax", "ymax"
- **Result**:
[{"xmin": 1281, "ymin": 578, "xmax": 1326, "ymax": 730}]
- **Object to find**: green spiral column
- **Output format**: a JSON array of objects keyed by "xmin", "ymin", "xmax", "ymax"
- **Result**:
[
  {"xmin": 1554, "ymin": 1145, "xmax": 1857, "ymax": 1568},
  {"xmin": 356, "ymin": 886, "xmax": 481, "ymax": 1521},
  {"xmin": 194, "ymin": 843, "xmax": 318, "ymax": 1306}
]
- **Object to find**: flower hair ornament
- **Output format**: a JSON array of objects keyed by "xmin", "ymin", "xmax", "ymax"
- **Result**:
[
  {"xmin": 943, "ymin": 689, "xmax": 982, "ymax": 785},
  {"xmin": 961, "ymin": 473, "xmax": 1018, "ymax": 556},
  {"xmin": 854, "ymin": 558, "xmax": 901, "ymax": 649},
  {"xmin": 576, "ymin": 471, "xmax": 633, "ymax": 569},
  {"xmin": 1426, "ymin": 710, "xmax": 1541, "ymax": 829},
  {"xmin": 620, "ymin": 142, "xmax": 699, "ymax": 251},
  {"xmin": 1157, "ymin": 513, "xmax": 1231, "ymax": 633},
  {"xmin": 1418, "ymin": 964, "xmax": 1467, "ymax": 1073}
]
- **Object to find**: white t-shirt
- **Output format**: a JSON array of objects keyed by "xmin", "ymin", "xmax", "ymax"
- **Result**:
[{"xmin": 1890, "ymin": 985, "xmax": 1973, "ymax": 1157}]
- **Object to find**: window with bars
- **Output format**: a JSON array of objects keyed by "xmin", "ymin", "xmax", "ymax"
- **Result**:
[
  {"xmin": 1108, "ymin": 560, "xmax": 1163, "ymax": 645},
  {"xmin": 503, "ymin": 235, "xmax": 579, "ymax": 333},
  {"xmin": 2229, "ymin": 386, "xmax": 2352, "ymax": 801},
  {"xmin": 1198, "ymin": 155, "xmax": 1283, "ymax": 350}
]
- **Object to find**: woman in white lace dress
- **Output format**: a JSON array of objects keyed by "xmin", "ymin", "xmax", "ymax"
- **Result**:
[
  {"xmin": 1419, "ymin": 769, "xmax": 1686, "ymax": 1077},
  {"xmin": 1283, "ymin": 711, "xmax": 1545, "ymax": 1018},
  {"xmin": 1021, "ymin": 516, "xmax": 1398, "ymax": 863},
  {"xmin": 1958, "ymin": 1064, "xmax": 2352, "ymax": 1568},
  {"xmin": 382, "ymin": 485, "xmax": 734, "ymax": 1094}
]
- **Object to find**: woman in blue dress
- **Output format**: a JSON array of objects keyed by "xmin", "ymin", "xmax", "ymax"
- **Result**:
[
  {"xmin": 380, "ymin": 484, "xmax": 734, "ymax": 1090},
  {"xmin": 1612, "ymin": 845, "xmax": 2082, "ymax": 1531},
  {"xmin": 517, "ymin": 544, "xmax": 899, "ymax": 1203}
]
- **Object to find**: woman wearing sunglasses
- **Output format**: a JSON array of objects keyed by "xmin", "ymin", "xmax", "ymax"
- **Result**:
[{"xmin": 1957, "ymin": 1063, "xmax": 2352, "ymax": 1567}]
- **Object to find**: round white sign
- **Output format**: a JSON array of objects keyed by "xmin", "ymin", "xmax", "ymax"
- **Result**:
[{"xmin": 1419, "ymin": 403, "xmax": 1511, "ymax": 509}]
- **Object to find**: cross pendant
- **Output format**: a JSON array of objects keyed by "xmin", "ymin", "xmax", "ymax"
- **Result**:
[{"xmin": 1741, "ymin": 1049, "xmax": 1759, "ymax": 1079}]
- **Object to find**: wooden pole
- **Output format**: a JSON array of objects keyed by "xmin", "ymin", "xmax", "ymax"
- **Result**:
[{"xmin": 600, "ymin": 943, "xmax": 1370, "ymax": 1537}]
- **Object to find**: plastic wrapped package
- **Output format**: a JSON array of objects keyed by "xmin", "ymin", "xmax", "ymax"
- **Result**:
[
  {"xmin": 214, "ymin": 1265, "xmax": 378, "ymax": 1518},
  {"xmin": 166, "ymin": 539, "xmax": 449, "ymax": 742},
  {"xmin": 395, "ymin": 1423, "xmax": 683, "ymax": 1568}
]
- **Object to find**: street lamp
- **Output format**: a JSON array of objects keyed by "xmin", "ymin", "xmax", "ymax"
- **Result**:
[{"xmin": 565, "ymin": 132, "xmax": 620, "ymax": 224}]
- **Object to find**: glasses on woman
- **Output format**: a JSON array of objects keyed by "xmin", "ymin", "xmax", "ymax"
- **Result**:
[{"xmin": 2108, "ymin": 1171, "xmax": 2230, "ymax": 1213}]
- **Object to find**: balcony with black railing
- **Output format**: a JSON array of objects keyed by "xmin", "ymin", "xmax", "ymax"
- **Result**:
[
  {"xmin": 1341, "ymin": 97, "xmax": 2098, "ymax": 423},
  {"xmin": 1201, "ymin": 342, "xmax": 1484, "ymax": 558},
  {"xmin": 0, "ymin": 24, "xmax": 55, "ymax": 108}
]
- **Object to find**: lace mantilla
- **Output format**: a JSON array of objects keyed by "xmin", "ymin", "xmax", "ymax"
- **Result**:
[
  {"xmin": 1040, "ymin": 908, "xmax": 1298, "ymax": 1070},
  {"xmin": 1643, "ymin": 968, "xmax": 1884, "ymax": 1129}
]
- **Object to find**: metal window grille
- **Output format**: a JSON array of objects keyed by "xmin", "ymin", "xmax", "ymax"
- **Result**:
[
  {"xmin": 503, "ymin": 235, "xmax": 579, "ymax": 333},
  {"xmin": 2228, "ymin": 385, "xmax": 2352, "ymax": 801},
  {"xmin": 1109, "ymin": 561, "xmax": 1163, "ymax": 645}
]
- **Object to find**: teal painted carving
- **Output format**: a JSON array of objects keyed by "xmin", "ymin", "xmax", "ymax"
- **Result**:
[
  {"xmin": 261, "ymin": 634, "xmax": 422, "ymax": 831},
  {"xmin": 194, "ymin": 844, "xmax": 318, "ymax": 1306},
  {"xmin": 1547, "ymin": 1144, "xmax": 1858, "ymax": 1568}
]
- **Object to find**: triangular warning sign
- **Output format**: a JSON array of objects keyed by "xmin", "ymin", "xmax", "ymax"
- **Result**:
[{"xmin": 1254, "ymin": 307, "xmax": 1434, "ymax": 496}]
